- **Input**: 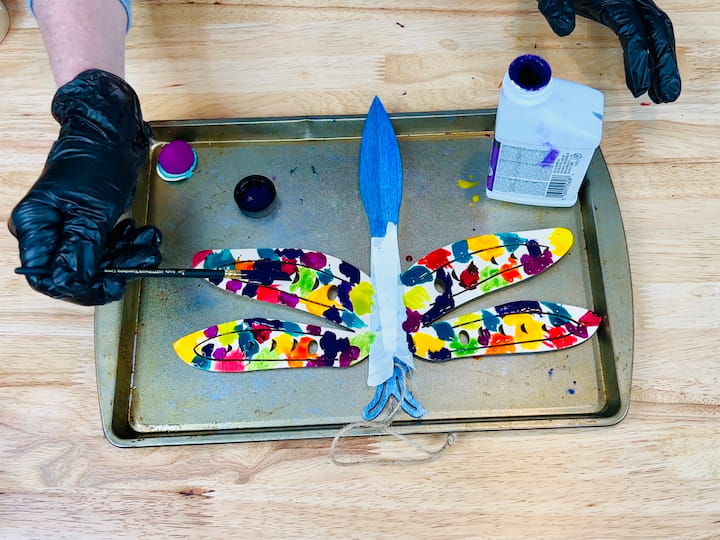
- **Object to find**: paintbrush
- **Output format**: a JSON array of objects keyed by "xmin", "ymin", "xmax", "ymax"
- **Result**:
[{"xmin": 14, "ymin": 265, "xmax": 292, "ymax": 281}]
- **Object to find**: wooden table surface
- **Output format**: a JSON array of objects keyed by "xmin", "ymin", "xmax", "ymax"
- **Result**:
[{"xmin": 1, "ymin": 1, "xmax": 718, "ymax": 537}]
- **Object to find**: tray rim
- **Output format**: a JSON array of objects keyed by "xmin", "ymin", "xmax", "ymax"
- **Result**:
[{"xmin": 94, "ymin": 108, "xmax": 633, "ymax": 448}]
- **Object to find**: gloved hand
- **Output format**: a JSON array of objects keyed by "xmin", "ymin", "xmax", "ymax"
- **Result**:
[
  {"xmin": 537, "ymin": 0, "xmax": 681, "ymax": 103},
  {"xmin": 9, "ymin": 69, "xmax": 162, "ymax": 306}
]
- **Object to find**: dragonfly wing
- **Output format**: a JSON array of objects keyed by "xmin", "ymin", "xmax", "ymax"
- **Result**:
[
  {"xmin": 408, "ymin": 301, "xmax": 602, "ymax": 362},
  {"xmin": 174, "ymin": 318, "xmax": 374, "ymax": 372},
  {"xmin": 401, "ymin": 227, "xmax": 574, "ymax": 325},
  {"xmin": 192, "ymin": 248, "xmax": 373, "ymax": 330}
]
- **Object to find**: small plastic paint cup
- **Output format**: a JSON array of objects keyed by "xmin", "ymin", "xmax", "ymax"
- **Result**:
[
  {"xmin": 156, "ymin": 140, "xmax": 198, "ymax": 182},
  {"xmin": 234, "ymin": 175, "xmax": 277, "ymax": 218}
]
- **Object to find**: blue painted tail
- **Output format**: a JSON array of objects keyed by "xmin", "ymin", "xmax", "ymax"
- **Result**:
[{"xmin": 358, "ymin": 96, "xmax": 403, "ymax": 237}]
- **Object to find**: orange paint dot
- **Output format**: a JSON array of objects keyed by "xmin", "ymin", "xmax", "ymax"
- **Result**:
[
  {"xmin": 486, "ymin": 333, "xmax": 517, "ymax": 355},
  {"xmin": 499, "ymin": 257, "xmax": 522, "ymax": 282}
]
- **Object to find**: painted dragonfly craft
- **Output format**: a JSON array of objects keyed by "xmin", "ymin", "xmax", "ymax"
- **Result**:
[
  {"xmin": 173, "ymin": 97, "xmax": 601, "ymax": 420},
  {"xmin": 173, "ymin": 228, "xmax": 602, "ymax": 418}
]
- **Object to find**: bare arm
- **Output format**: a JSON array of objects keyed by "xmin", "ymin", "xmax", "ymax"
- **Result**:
[{"xmin": 33, "ymin": 0, "xmax": 127, "ymax": 86}]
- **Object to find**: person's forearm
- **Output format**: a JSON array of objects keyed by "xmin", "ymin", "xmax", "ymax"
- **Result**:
[{"xmin": 33, "ymin": 0, "xmax": 127, "ymax": 86}]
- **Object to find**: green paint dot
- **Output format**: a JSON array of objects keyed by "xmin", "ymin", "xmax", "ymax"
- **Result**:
[
  {"xmin": 449, "ymin": 337, "xmax": 479, "ymax": 357},
  {"xmin": 244, "ymin": 346, "xmax": 282, "ymax": 371},
  {"xmin": 290, "ymin": 266, "xmax": 318, "ymax": 296},
  {"xmin": 480, "ymin": 266, "xmax": 507, "ymax": 293},
  {"xmin": 350, "ymin": 331, "xmax": 375, "ymax": 358}
]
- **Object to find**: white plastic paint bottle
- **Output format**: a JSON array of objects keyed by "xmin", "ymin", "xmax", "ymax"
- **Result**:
[{"xmin": 486, "ymin": 55, "xmax": 604, "ymax": 207}]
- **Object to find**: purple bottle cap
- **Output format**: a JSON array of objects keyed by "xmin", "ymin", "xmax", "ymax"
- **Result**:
[
  {"xmin": 508, "ymin": 55, "xmax": 552, "ymax": 91},
  {"xmin": 157, "ymin": 140, "xmax": 198, "ymax": 181}
]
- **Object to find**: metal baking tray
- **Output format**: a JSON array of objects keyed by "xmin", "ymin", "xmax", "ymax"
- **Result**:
[{"xmin": 95, "ymin": 109, "xmax": 633, "ymax": 447}]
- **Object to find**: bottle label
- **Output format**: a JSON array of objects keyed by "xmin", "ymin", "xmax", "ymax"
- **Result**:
[{"xmin": 487, "ymin": 139, "xmax": 586, "ymax": 200}]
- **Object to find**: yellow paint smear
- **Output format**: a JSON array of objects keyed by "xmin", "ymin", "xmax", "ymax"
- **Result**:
[
  {"xmin": 455, "ymin": 313, "xmax": 483, "ymax": 331},
  {"xmin": 300, "ymin": 284, "xmax": 339, "ymax": 317},
  {"xmin": 458, "ymin": 179, "xmax": 479, "ymax": 189},
  {"xmin": 549, "ymin": 227, "xmax": 573, "ymax": 257},
  {"xmin": 173, "ymin": 331, "xmax": 203, "ymax": 364},
  {"xmin": 403, "ymin": 285, "xmax": 431, "ymax": 311},
  {"xmin": 467, "ymin": 233, "xmax": 505, "ymax": 262},
  {"xmin": 349, "ymin": 281, "xmax": 374, "ymax": 316},
  {"xmin": 272, "ymin": 333, "xmax": 295, "ymax": 357},
  {"xmin": 412, "ymin": 332, "xmax": 447, "ymax": 358},
  {"xmin": 502, "ymin": 313, "xmax": 546, "ymax": 351}
]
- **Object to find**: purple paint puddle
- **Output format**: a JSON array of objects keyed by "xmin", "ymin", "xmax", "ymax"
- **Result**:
[{"xmin": 540, "ymin": 148, "xmax": 559, "ymax": 167}]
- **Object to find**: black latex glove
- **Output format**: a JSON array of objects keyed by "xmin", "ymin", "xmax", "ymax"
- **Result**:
[
  {"xmin": 538, "ymin": 0, "xmax": 681, "ymax": 103},
  {"xmin": 9, "ymin": 69, "xmax": 162, "ymax": 306}
]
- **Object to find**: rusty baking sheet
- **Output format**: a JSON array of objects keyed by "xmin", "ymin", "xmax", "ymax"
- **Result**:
[{"xmin": 94, "ymin": 109, "xmax": 632, "ymax": 447}]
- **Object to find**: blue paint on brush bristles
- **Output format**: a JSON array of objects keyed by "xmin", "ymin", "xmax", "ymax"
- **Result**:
[{"xmin": 359, "ymin": 96, "xmax": 403, "ymax": 237}]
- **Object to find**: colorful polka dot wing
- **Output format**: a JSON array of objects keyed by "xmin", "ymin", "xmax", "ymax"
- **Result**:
[{"xmin": 172, "ymin": 227, "xmax": 601, "ymax": 373}]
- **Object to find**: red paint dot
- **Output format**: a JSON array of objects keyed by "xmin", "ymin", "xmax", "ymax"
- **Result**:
[
  {"xmin": 405, "ymin": 255, "xmax": 413, "ymax": 262},
  {"xmin": 640, "ymin": 102, "xmax": 651, "ymax": 106},
  {"xmin": 418, "ymin": 248, "xmax": 451, "ymax": 271}
]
